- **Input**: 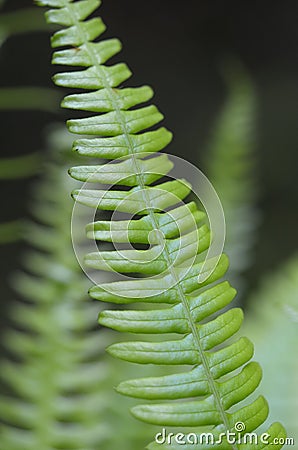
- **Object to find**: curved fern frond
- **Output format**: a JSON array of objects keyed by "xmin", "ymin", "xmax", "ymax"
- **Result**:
[
  {"xmin": 38, "ymin": 0, "xmax": 286, "ymax": 447},
  {"xmin": 205, "ymin": 64, "xmax": 258, "ymax": 297}
]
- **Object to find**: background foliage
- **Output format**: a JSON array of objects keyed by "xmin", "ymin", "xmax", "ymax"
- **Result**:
[{"xmin": 0, "ymin": 0, "xmax": 297, "ymax": 448}]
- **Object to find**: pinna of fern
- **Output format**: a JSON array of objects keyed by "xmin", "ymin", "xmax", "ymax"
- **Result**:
[
  {"xmin": 0, "ymin": 135, "xmax": 111, "ymax": 450},
  {"xmin": 37, "ymin": 0, "xmax": 286, "ymax": 448}
]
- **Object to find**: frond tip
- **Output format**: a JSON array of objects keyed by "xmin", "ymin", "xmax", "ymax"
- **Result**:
[{"xmin": 39, "ymin": 0, "xmax": 287, "ymax": 447}]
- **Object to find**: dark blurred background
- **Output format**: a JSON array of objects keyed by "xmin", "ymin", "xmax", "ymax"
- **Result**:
[{"xmin": 1, "ymin": 0, "xmax": 298, "ymax": 323}]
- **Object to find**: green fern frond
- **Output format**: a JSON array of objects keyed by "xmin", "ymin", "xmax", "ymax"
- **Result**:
[
  {"xmin": 244, "ymin": 256, "xmax": 298, "ymax": 443},
  {"xmin": 0, "ymin": 140, "xmax": 111, "ymax": 450},
  {"xmin": 38, "ymin": 0, "xmax": 286, "ymax": 447},
  {"xmin": 205, "ymin": 64, "xmax": 258, "ymax": 297}
]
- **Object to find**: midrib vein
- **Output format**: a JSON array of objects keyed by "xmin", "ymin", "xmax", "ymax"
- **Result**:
[{"xmin": 64, "ymin": 3, "xmax": 236, "ymax": 447}]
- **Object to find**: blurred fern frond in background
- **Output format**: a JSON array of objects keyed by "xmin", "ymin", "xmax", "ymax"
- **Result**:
[
  {"xmin": 0, "ymin": 0, "xmax": 55, "ymax": 46},
  {"xmin": 0, "ymin": 0, "xmax": 61, "ymax": 111},
  {"xmin": 205, "ymin": 64, "xmax": 258, "ymax": 299},
  {"xmin": 0, "ymin": 2, "xmax": 62, "ymax": 245},
  {"xmin": 0, "ymin": 87, "xmax": 61, "ymax": 114},
  {"xmin": 0, "ymin": 132, "xmax": 113, "ymax": 449}
]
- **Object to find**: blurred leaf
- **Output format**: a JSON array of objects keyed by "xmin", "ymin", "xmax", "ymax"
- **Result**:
[
  {"xmin": 0, "ymin": 220, "xmax": 21, "ymax": 244},
  {"xmin": 0, "ymin": 152, "xmax": 40, "ymax": 179},
  {"xmin": 205, "ymin": 61, "xmax": 258, "ymax": 298},
  {"xmin": 0, "ymin": 87, "xmax": 62, "ymax": 113},
  {"xmin": 0, "ymin": 150, "xmax": 41, "ymax": 245},
  {"xmin": 0, "ymin": 7, "xmax": 54, "ymax": 46}
]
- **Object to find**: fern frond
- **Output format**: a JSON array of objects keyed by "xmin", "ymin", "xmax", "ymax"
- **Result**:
[
  {"xmin": 39, "ymin": 0, "xmax": 286, "ymax": 447},
  {"xmin": 205, "ymin": 64, "xmax": 258, "ymax": 297},
  {"xmin": 0, "ymin": 138, "xmax": 111, "ymax": 450}
]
